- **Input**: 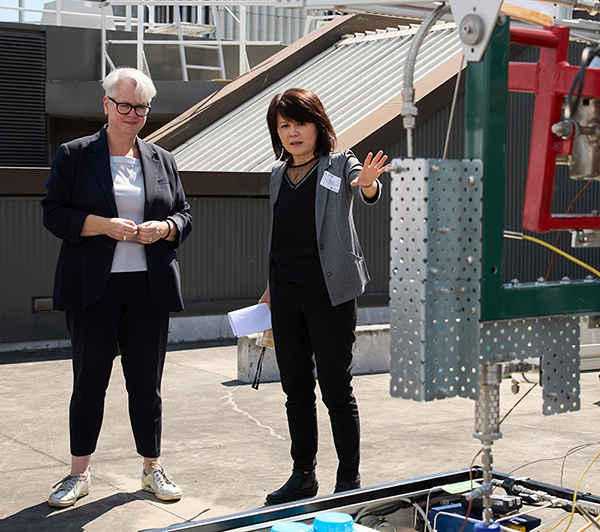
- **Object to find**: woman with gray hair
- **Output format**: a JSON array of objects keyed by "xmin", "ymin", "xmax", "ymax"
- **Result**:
[{"xmin": 42, "ymin": 67, "xmax": 192, "ymax": 507}]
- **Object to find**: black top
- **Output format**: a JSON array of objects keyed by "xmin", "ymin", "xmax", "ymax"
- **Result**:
[{"xmin": 271, "ymin": 163, "xmax": 328, "ymax": 298}]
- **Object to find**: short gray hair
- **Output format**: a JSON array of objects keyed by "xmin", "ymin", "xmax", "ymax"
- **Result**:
[{"xmin": 102, "ymin": 67, "xmax": 157, "ymax": 103}]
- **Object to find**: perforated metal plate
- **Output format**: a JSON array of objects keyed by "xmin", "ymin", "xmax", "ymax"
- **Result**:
[
  {"xmin": 480, "ymin": 316, "xmax": 580, "ymax": 414},
  {"xmin": 389, "ymin": 159, "xmax": 483, "ymax": 401}
]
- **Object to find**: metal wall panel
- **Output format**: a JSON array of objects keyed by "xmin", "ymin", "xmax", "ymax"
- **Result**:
[
  {"xmin": 353, "ymin": 181, "xmax": 391, "ymax": 298},
  {"xmin": 0, "ymin": 29, "xmax": 47, "ymax": 166},
  {"xmin": 0, "ymin": 198, "xmax": 67, "ymax": 343},
  {"xmin": 217, "ymin": 6, "xmax": 308, "ymax": 45},
  {"xmin": 179, "ymin": 197, "xmax": 271, "ymax": 303},
  {"xmin": 1, "ymin": 192, "xmax": 390, "ymax": 343}
]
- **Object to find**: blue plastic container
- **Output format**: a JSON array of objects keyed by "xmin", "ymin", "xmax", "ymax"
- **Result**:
[
  {"xmin": 313, "ymin": 512, "xmax": 355, "ymax": 532},
  {"xmin": 270, "ymin": 522, "xmax": 312, "ymax": 532}
]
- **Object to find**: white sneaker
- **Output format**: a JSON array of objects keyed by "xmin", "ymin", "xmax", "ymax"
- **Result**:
[
  {"xmin": 48, "ymin": 471, "xmax": 91, "ymax": 508},
  {"xmin": 141, "ymin": 464, "xmax": 182, "ymax": 501}
]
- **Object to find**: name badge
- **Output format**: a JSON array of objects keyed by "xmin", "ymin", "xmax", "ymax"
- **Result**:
[{"xmin": 320, "ymin": 171, "xmax": 342, "ymax": 193}]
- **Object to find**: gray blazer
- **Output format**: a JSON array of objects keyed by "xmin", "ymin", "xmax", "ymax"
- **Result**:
[{"xmin": 268, "ymin": 150, "xmax": 382, "ymax": 307}]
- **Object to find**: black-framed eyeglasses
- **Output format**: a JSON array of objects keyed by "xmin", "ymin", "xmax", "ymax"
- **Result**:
[{"xmin": 108, "ymin": 96, "xmax": 151, "ymax": 117}]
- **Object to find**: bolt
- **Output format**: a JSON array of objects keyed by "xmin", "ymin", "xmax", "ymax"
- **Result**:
[
  {"xmin": 468, "ymin": 175, "xmax": 476, "ymax": 185},
  {"xmin": 466, "ymin": 256, "xmax": 474, "ymax": 265}
]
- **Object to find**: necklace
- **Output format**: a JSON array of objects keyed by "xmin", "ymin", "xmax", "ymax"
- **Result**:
[{"xmin": 288, "ymin": 156, "xmax": 318, "ymax": 168}]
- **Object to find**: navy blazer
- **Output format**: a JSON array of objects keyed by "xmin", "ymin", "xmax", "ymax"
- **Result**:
[
  {"xmin": 42, "ymin": 126, "xmax": 192, "ymax": 312},
  {"xmin": 268, "ymin": 150, "xmax": 381, "ymax": 307}
]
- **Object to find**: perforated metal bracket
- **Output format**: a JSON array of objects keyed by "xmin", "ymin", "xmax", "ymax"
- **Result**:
[
  {"xmin": 389, "ymin": 158, "xmax": 483, "ymax": 401},
  {"xmin": 480, "ymin": 316, "xmax": 581, "ymax": 415}
]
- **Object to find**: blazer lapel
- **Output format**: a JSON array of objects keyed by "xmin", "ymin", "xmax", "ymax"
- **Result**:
[
  {"xmin": 137, "ymin": 138, "xmax": 160, "ymax": 220},
  {"xmin": 270, "ymin": 162, "xmax": 285, "ymax": 209},
  {"xmin": 315, "ymin": 155, "xmax": 331, "ymax": 239},
  {"xmin": 86, "ymin": 127, "xmax": 118, "ymax": 216}
]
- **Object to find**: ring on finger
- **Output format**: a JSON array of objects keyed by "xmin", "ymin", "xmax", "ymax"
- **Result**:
[
  {"xmin": 150, "ymin": 237, "xmax": 153, "ymax": 242},
  {"xmin": 123, "ymin": 235, "xmax": 127, "ymax": 241}
]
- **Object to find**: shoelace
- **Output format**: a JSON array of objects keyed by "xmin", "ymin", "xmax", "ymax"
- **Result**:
[
  {"xmin": 150, "ymin": 467, "xmax": 176, "ymax": 487},
  {"xmin": 52, "ymin": 474, "xmax": 84, "ymax": 492}
]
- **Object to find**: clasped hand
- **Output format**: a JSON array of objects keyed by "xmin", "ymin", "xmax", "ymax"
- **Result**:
[{"xmin": 110, "ymin": 218, "xmax": 163, "ymax": 245}]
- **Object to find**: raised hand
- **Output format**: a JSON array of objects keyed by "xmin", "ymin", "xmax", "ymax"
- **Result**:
[{"xmin": 350, "ymin": 150, "xmax": 391, "ymax": 189}]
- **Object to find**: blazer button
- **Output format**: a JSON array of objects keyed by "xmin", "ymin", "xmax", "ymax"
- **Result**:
[
  {"xmin": 319, "ymin": 244, "xmax": 324, "ymax": 250},
  {"xmin": 325, "ymin": 271, "xmax": 331, "ymax": 277}
]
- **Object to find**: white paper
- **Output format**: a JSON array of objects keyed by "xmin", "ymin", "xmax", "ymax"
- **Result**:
[{"xmin": 227, "ymin": 303, "xmax": 272, "ymax": 338}]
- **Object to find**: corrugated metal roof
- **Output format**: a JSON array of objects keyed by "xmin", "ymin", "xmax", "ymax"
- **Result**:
[{"xmin": 172, "ymin": 22, "xmax": 461, "ymax": 172}]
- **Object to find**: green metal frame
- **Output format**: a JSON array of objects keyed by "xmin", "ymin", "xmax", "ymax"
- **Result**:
[{"xmin": 464, "ymin": 18, "xmax": 600, "ymax": 321}]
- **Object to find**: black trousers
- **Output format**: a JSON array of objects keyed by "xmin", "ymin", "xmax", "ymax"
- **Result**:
[
  {"xmin": 66, "ymin": 271, "xmax": 169, "ymax": 458},
  {"xmin": 270, "ymin": 278, "xmax": 360, "ymax": 483}
]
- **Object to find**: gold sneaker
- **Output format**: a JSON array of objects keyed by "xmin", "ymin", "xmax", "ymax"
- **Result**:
[
  {"xmin": 141, "ymin": 464, "xmax": 182, "ymax": 501},
  {"xmin": 48, "ymin": 471, "xmax": 91, "ymax": 508}
]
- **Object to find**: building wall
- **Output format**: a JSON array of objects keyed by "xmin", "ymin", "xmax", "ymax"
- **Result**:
[
  {"xmin": 0, "ymin": 192, "xmax": 388, "ymax": 344},
  {"xmin": 4, "ymin": 31, "xmax": 600, "ymax": 345}
]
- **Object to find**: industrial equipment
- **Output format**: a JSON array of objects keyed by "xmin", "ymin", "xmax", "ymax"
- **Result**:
[{"xmin": 149, "ymin": 2, "xmax": 600, "ymax": 532}]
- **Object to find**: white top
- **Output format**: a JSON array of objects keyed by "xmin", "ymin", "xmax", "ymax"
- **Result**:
[{"xmin": 110, "ymin": 156, "xmax": 148, "ymax": 273}]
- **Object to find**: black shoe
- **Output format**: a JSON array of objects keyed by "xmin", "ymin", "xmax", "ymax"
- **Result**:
[
  {"xmin": 266, "ymin": 469, "xmax": 318, "ymax": 504},
  {"xmin": 334, "ymin": 478, "xmax": 361, "ymax": 493}
]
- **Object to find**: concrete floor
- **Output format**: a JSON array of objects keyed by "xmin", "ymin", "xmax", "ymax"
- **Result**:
[{"xmin": 2, "ymin": 341, "xmax": 600, "ymax": 532}]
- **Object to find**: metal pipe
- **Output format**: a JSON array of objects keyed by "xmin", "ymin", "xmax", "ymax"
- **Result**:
[
  {"xmin": 510, "ymin": 26, "xmax": 559, "ymax": 48},
  {"xmin": 239, "ymin": 5, "xmax": 247, "ymax": 76},
  {"xmin": 401, "ymin": 2, "xmax": 451, "ymax": 157},
  {"xmin": 174, "ymin": 6, "xmax": 189, "ymax": 81}
]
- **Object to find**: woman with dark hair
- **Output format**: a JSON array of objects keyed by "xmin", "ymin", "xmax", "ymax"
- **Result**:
[{"xmin": 260, "ymin": 88, "xmax": 389, "ymax": 504}]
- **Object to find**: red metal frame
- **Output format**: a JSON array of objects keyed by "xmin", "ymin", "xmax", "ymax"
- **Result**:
[{"xmin": 509, "ymin": 25, "xmax": 600, "ymax": 232}]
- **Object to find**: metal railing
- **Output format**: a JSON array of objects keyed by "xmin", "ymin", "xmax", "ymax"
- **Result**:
[
  {"xmin": 1, "ymin": 0, "xmax": 325, "ymax": 79},
  {"xmin": 99, "ymin": 0, "xmax": 290, "ymax": 80}
]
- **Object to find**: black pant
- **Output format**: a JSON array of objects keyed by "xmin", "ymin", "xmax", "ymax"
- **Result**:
[
  {"xmin": 270, "ymin": 278, "xmax": 360, "ymax": 483},
  {"xmin": 66, "ymin": 272, "xmax": 169, "ymax": 458}
]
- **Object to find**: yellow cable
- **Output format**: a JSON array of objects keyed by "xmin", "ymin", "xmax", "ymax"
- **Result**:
[
  {"xmin": 574, "ymin": 514, "xmax": 600, "ymax": 532},
  {"xmin": 561, "ymin": 449, "xmax": 600, "ymax": 532},
  {"xmin": 544, "ymin": 514, "xmax": 575, "ymax": 532},
  {"xmin": 503, "ymin": 232, "xmax": 600, "ymax": 278}
]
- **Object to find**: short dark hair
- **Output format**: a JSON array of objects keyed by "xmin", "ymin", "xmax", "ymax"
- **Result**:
[{"xmin": 266, "ymin": 88, "xmax": 336, "ymax": 161}]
